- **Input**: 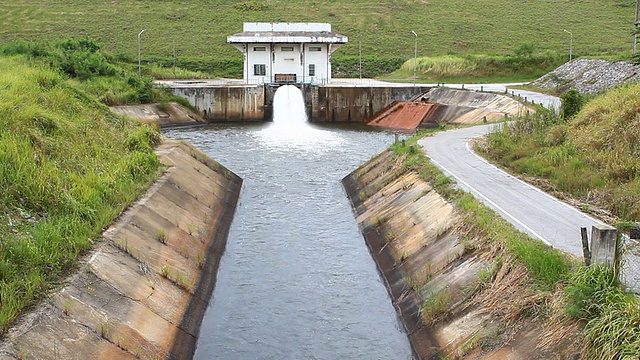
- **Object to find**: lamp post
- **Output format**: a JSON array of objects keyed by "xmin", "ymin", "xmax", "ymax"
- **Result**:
[
  {"xmin": 563, "ymin": 29, "xmax": 573, "ymax": 62},
  {"xmin": 411, "ymin": 30, "xmax": 418, "ymax": 87},
  {"xmin": 138, "ymin": 29, "xmax": 146, "ymax": 77},
  {"xmin": 634, "ymin": 0, "xmax": 639, "ymax": 55}
]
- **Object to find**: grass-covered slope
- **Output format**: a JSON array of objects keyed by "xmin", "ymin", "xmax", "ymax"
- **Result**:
[
  {"xmin": 483, "ymin": 83, "xmax": 640, "ymax": 221},
  {"xmin": 0, "ymin": 56, "xmax": 161, "ymax": 332},
  {"xmin": 0, "ymin": 0, "xmax": 632, "ymax": 61}
]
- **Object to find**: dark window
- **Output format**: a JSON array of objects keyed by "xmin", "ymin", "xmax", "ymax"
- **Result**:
[
  {"xmin": 254, "ymin": 64, "xmax": 266, "ymax": 76},
  {"xmin": 281, "ymin": 46, "xmax": 294, "ymax": 52},
  {"xmin": 253, "ymin": 46, "xmax": 266, "ymax": 51},
  {"xmin": 308, "ymin": 64, "xmax": 316, "ymax": 76},
  {"xmin": 308, "ymin": 46, "xmax": 322, "ymax": 52}
]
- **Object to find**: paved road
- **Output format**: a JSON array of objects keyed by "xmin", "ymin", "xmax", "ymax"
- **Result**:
[{"xmin": 418, "ymin": 124, "xmax": 604, "ymax": 257}]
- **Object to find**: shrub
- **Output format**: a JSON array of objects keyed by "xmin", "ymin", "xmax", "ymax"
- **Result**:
[{"xmin": 561, "ymin": 89, "xmax": 584, "ymax": 120}]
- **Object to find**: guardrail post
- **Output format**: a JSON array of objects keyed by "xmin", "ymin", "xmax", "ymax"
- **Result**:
[
  {"xmin": 581, "ymin": 227, "xmax": 591, "ymax": 265},
  {"xmin": 590, "ymin": 224, "xmax": 618, "ymax": 269}
]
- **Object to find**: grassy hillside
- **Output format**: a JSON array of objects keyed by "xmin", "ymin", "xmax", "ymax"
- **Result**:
[
  {"xmin": 0, "ymin": 55, "xmax": 161, "ymax": 332},
  {"xmin": 0, "ymin": 0, "xmax": 634, "ymax": 62}
]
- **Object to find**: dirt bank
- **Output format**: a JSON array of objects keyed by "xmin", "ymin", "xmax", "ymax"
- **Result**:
[
  {"xmin": 0, "ymin": 140, "xmax": 241, "ymax": 359},
  {"xmin": 343, "ymin": 150, "xmax": 582, "ymax": 359}
]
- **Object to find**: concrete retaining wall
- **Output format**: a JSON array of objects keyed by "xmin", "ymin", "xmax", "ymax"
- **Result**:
[
  {"xmin": 312, "ymin": 86, "xmax": 426, "ymax": 122},
  {"xmin": 171, "ymin": 85, "xmax": 265, "ymax": 121},
  {"xmin": 0, "ymin": 140, "xmax": 242, "ymax": 360},
  {"xmin": 166, "ymin": 82, "xmax": 425, "ymax": 123}
]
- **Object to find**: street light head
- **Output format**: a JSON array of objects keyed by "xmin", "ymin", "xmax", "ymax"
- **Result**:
[
  {"xmin": 411, "ymin": 30, "xmax": 418, "ymax": 37},
  {"xmin": 563, "ymin": 29, "xmax": 571, "ymax": 34},
  {"xmin": 138, "ymin": 29, "xmax": 146, "ymax": 37}
]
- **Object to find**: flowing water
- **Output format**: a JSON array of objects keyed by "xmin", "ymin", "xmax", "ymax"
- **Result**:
[{"xmin": 163, "ymin": 85, "xmax": 413, "ymax": 359}]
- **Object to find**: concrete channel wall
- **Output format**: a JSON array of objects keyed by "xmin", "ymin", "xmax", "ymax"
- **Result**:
[
  {"xmin": 165, "ymin": 82, "xmax": 425, "ymax": 123},
  {"xmin": 311, "ymin": 86, "xmax": 426, "ymax": 122},
  {"xmin": 343, "ymin": 150, "xmax": 582, "ymax": 359},
  {"xmin": 171, "ymin": 85, "xmax": 266, "ymax": 121},
  {"xmin": 0, "ymin": 140, "xmax": 242, "ymax": 360}
]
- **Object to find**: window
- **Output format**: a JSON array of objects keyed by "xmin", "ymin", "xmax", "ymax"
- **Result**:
[
  {"xmin": 253, "ymin": 46, "xmax": 266, "ymax": 51},
  {"xmin": 308, "ymin": 46, "xmax": 322, "ymax": 52},
  {"xmin": 281, "ymin": 46, "xmax": 294, "ymax": 52},
  {"xmin": 254, "ymin": 64, "xmax": 266, "ymax": 76},
  {"xmin": 308, "ymin": 64, "xmax": 316, "ymax": 77}
]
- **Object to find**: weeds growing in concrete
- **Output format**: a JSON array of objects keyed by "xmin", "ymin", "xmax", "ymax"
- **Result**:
[
  {"xmin": 420, "ymin": 289, "xmax": 451, "ymax": 325},
  {"xmin": 156, "ymin": 230, "xmax": 167, "ymax": 245}
]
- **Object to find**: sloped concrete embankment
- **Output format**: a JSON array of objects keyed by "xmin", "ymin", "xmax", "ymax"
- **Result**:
[
  {"xmin": 422, "ymin": 87, "xmax": 527, "ymax": 125},
  {"xmin": 342, "ymin": 150, "xmax": 581, "ymax": 359},
  {"xmin": 366, "ymin": 88, "xmax": 529, "ymax": 130},
  {"xmin": 110, "ymin": 102, "xmax": 205, "ymax": 128},
  {"xmin": 0, "ymin": 140, "xmax": 242, "ymax": 359}
]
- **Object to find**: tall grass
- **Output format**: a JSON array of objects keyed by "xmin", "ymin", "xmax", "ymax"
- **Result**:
[
  {"xmin": 391, "ymin": 52, "xmax": 567, "ymax": 82},
  {"xmin": 483, "ymin": 82, "xmax": 640, "ymax": 221},
  {"xmin": 401, "ymin": 55, "xmax": 477, "ymax": 78},
  {"xmin": 565, "ymin": 265, "xmax": 640, "ymax": 359},
  {"xmin": 2, "ymin": 40, "xmax": 168, "ymax": 106},
  {"xmin": 0, "ymin": 56, "xmax": 160, "ymax": 332}
]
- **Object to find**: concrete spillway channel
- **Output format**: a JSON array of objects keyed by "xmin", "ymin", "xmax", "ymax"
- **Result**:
[
  {"xmin": 0, "ymin": 140, "xmax": 242, "ymax": 359},
  {"xmin": 342, "ymin": 150, "xmax": 583, "ymax": 359}
]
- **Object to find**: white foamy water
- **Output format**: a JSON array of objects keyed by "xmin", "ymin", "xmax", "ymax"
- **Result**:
[{"xmin": 257, "ymin": 85, "xmax": 345, "ymax": 155}]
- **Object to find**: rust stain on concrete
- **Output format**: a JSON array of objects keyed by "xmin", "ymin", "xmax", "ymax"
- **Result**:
[
  {"xmin": 366, "ymin": 88, "xmax": 531, "ymax": 130},
  {"xmin": 0, "ymin": 140, "xmax": 242, "ymax": 360}
]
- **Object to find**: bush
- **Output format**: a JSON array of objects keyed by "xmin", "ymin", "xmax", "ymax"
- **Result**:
[{"xmin": 561, "ymin": 89, "xmax": 584, "ymax": 120}]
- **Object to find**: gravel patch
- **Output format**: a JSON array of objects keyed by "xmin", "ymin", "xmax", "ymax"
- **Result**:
[{"xmin": 531, "ymin": 58, "xmax": 640, "ymax": 94}]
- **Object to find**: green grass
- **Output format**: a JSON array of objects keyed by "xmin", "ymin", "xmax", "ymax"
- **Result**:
[
  {"xmin": 0, "ymin": 56, "xmax": 161, "ymax": 333},
  {"xmin": 482, "ymin": 82, "xmax": 640, "ymax": 221},
  {"xmin": 565, "ymin": 265, "xmax": 640, "ymax": 359},
  {"xmin": 0, "ymin": 0, "xmax": 633, "ymax": 71},
  {"xmin": 385, "ymin": 52, "xmax": 567, "ymax": 83}
]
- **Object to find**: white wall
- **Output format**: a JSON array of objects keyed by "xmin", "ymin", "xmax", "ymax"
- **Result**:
[
  {"xmin": 244, "ymin": 22, "xmax": 332, "ymax": 32},
  {"xmin": 246, "ymin": 43, "xmax": 271, "ymax": 83},
  {"xmin": 304, "ymin": 44, "xmax": 329, "ymax": 83},
  {"xmin": 273, "ymin": 44, "xmax": 302, "ymax": 81}
]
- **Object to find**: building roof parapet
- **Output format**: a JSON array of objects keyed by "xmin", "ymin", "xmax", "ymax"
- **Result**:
[{"xmin": 228, "ymin": 22, "xmax": 347, "ymax": 44}]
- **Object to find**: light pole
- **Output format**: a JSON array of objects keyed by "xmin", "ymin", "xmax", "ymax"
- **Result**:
[
  {"xmin": 563, "ymin": 29, "xmax": 573, "ymax": 62},
  {"xmin": 138, "ymin": 29, "xmax": 146, "ymax": 77},
  {"xmin": 411, "ymin": 30, "xmax": 418, "ymax": 87},
  {"xmin": 634, "ymin": 0, "xmax": 639, "ymax": 55}
]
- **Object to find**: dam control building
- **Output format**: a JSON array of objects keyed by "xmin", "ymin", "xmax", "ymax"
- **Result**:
[{"xmin": 227, "ymin": 22, "xmax": 348, "ymax": 84}]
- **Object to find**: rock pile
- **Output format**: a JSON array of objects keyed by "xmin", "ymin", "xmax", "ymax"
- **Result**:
[{"xmin": 532, "ymin": 58, "xmax": 640, "ymax": 94}]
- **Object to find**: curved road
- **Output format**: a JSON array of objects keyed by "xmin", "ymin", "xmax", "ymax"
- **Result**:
[{"xmin": 417, "ymin": 89, "xmax": 600, "ymax": 258}]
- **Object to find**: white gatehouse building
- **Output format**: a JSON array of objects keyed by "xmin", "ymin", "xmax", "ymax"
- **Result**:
[{"xmin": 227, "ymin": 22, "xmax": 347, "ymax": 84}]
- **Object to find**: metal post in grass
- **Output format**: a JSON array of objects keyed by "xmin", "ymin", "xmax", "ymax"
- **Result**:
[
  {"xmin": 563, "ymin": 29, "xmax": 573, "ymax": 62},
  {"xmin": 138, "ymin": 29, "xmax": 146, "ymax": 78},
  {"xmin": 359, "ymin": 40, "xmax": 362, "ymax": 80},
  {"xmin": 411, "ymin": 30, "xmax": 418, "ymax": 87}
]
